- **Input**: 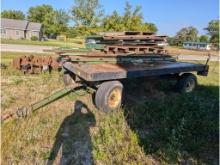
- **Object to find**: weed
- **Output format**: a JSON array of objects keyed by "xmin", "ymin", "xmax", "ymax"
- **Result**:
[{"xmin": 1, "ymin": 50, "xmax": 219, "ymax": 165}]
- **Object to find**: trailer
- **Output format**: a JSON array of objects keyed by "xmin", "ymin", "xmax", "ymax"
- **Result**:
[
  {"xmin": 2, "ymin": 32, "xmax": 210, "ymax": 122},
  {"xmin": 2, "ymin": 55, "xmax": 209, "ymax": 122},
  {"xmin": 61, "ymin": 56, "xmax": 209, "ymax": 112}
]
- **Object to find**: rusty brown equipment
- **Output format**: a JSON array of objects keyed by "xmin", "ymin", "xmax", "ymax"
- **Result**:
[
  {"xmin": 89, "ymin": 31, "xmax": 168, "ymax": 55},
  {"xmin": 12, "ymin": 32, "xmax": 168, "ymax": 73},
  {"xmin": 12, "ymin": 55, "xmax": 59, "ymax": 74},
  {"xmin": 55, "ymin": 31, "xmax": 168, "ymax": 56}
]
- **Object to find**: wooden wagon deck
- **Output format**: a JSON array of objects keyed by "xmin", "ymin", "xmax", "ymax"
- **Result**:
[{"xmin": 63, "ymin": 61, "xmax": 208, "ymax": 82}]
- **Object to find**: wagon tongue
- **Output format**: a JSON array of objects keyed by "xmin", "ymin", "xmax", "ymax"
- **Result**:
[{"xmin": 1, "ymin": 86, "xmax": 83, "ymax": 123}]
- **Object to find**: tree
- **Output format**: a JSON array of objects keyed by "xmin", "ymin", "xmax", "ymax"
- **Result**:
[
  {"xmin": 27, "ymin": 5, "xmax": 53, "ymax": 23},
  {"xmin": 144, "ymin": 23, "xmax": 157, "ymax": 32},
  {"xmin": 199, "ymin": 35, "xmax": 209, "ymax": 42},
  {"xmin": 43, "ymin": 11, "xmax": 57, "ymax": 37},
  {"xmin": 174, "ymin": 26, "xmax": 198, "ymax": 46},
  {"xmin": 27, "ymin": 5, "xmax": 69, "ymax": 37},
  {"xmin": 102, "ymin": 2, "xmax": 157, "ymax": 32},
  {"xmin": 71, "ymin": 0, "xmax": 104, "ymax": 27},
  {"xmin": 1, "ymin": 10, "xmax": 25, "ymax": 20},
  {"xmin": 54, "ymin": 9, "xmax": 70, "ymax": 33},
  {"xmin": 27, "ymin": 5, "xmax": 54, "ymax": 36},
  {"xmin": 55, "ymin": 9, "xmax": 69, "ymax": 26},
  {"xmin": 167, "ymin": 37, "xmax": 176, "ymax": 46},
  {"xmin": 102, "ymin": 11, "xmax": 125, "ymax": 31},
  {"xmin": 205, "ymin": 20, "xmax": 219, "ymax": 47},
  {"xmin": 122, "ymin": 2, "xmax": 148, "ymax": 31}
]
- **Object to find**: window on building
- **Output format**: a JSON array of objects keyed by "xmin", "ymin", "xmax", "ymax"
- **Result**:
[
  {"xmin": 16, "ymin": 31, "xmax": 20, "ymax": 36},
  {"xmin": 1, "ymin": 29, "xmax": 6, "ymax": 34}
]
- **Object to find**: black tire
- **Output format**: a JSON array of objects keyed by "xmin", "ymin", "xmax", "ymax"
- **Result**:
[
  {"xmin": 95, "ymin": 81, "xmax": 123, "ymax": 112},
  {"xmin": 63, "ymin": 72, "xmax": 75, "ymax": 86},
  {"xmin": 176, "ymin": 73, "xmax": 197, "ymax": 93}
]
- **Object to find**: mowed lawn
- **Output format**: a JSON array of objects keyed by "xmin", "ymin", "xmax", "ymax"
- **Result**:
[
  {"xmin": 1, "ymin": 38, "xmax": 84, "ymax": 48},
  {"xmin": 166, "ymin": 46, "xmax": 219, "ymax": 56},
  {"xmin": 1, "ymin": 51, "xmax": 219, "ymax": 165}
]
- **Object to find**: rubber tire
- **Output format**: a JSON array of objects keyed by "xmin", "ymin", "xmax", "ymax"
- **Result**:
[
  {"xmin": 63, "ymin": 72, "xmax": 75, "ymax": 86},
  {"xmin": 176, "ymin": 73, "xmax": 197, "ymax": 93},
  {"xmin": 95, "ymin": 81, "xmax": 123, "ymax": 112}
]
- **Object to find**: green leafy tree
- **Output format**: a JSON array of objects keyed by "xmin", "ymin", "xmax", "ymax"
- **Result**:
[
  {"xmin": 122, "ymin": 2, "xmax": 147, "ymax": 31},
  {"xmin": 199, "ymin": 35, "xmax": 209, "ymax": 42},
  {"xmin": 102, "ymin": 11, "xmax": 125, "ymax": 31},
  {"xmin": 205, "ymin": 20, "xmax": 219, "ymax": 48},
  {"xmin": 43, "ymin": 11, "xmax": 57, "ymax": 36},
  {"xmin": 27, "ymin": 5, "xmax": 69, "ymax": 37},
  {"xmin": 55, "ymin": 9, "xmax": 69, "ymax": 25},
  {"xmin": 145, "ymin": 23, "xmax": 158, "ymax": 32},
  {"xmin": 27, "ymin": 5, "xmax": 53, "ymax": 23},
  {"xmin": 70, "ymin": 0, "xmax": 104, "ymax": 36},
  {"xmin": 102, "ymin": 2, "xmax": 157, "ymax": 32},
  {"xmin": 54, "ymin": 9, "xmax": 70, "ymax": 34},
  {"xmin": 174, "ymin": 26, "xmax": 198, "ymax": 46},
  {"xmin": 71, "ymin": 0, "xmax": 104, "ymax": 27},
  {"xmin": 66, "ymin": 27, "xmax": 79, "ymax": 38},
  {"xmin": 1, "ymin": 10, "xmax": 25, "ymax": 20},
  {"xmin": 27, "ymin": 5, "xmax": 54, "ymax": 36},
  {"xmin": 167, "ymin": 37, "xmax": 176, "ymax": 46}
]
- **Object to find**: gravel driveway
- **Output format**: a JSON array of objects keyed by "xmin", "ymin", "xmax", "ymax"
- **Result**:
[{"xmin": 1, "ymin": 44, "xmax": 55, "ymax": 53}]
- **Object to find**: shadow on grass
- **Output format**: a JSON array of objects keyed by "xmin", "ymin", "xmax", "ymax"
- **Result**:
[
  {"xmin": 123, "ymin": 78, "xmax": 219, "ymax": 164},
  {"xmin": 47, "ymin": 100, "xmax": 95, "ymax": 165}
]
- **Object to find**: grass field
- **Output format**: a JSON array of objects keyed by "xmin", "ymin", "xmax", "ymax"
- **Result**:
[
  {"xmin": 166, "ymin": 46, "xmax": 219, "ymax": 56},
  {"xmin": 1, "ymin": 51, "xmax": 219, "ymax": 165},
  {"xmin": 1, "ymin": 38, "xmax": 84, "ymax": 48}
]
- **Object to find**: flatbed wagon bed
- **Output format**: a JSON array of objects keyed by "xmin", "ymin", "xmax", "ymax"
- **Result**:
[
  {"xmin": 61, "ymin": 60, "xmax": 209, "ymax": 112},
  {"xmin": 63, "ymin": 61, "xmax": 208, "ymax": 82}
]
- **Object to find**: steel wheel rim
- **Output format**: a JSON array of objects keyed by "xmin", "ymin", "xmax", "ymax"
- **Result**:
[
  {"xmin": 107, "ymin": 88, "xmax": 121, "ymax": 110},
  {"xmin": 185, "ymin": 79, "xmax": 195, "ymax": 92}
]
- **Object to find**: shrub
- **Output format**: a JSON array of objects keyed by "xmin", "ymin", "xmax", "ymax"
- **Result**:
[
  {"xmin": 31, "ymin": 36, "xmax": 38, "ymax": 41},
  {"xmin": 57, "ymin": 35, "xmax": 66, "ymax": 41}
]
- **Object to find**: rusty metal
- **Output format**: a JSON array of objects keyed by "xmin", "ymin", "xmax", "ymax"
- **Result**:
[
  {"xmin": 63, "ymin": 55, "xmax": 176, "ymax": 64},
  {"xmin": 63, "ymin": 61, "xmax": 209, "ymax": 82},
  {"xmin": 103, "ymin": 45, "xmax": 167, "ymax": 54},
  {"xmin": 84, "ymin": 31, "xmax": 168, "ymax": 55},
  {"xmin": 12, "ymin": 55, "xmax": 59, "ymax": 74},
  {"xmin": 44, "ymin": 31, "xmax": 168, "ymax": 56}
]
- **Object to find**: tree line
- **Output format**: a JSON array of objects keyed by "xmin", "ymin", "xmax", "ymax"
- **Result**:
[
  {"xmin": 1, "ymin": 1, "xmax": 157, "ymax": 38},
  {"xmin": 168, "ymin": 20, "xmax": 219, "ymax": 48}
]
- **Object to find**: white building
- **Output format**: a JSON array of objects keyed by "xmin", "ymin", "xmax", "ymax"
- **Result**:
[{"xmin": 183, "ymin": 42, "xmax": 211, "ymax": 50}]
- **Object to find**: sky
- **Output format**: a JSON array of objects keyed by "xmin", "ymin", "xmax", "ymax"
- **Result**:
[{"xmin": 1, "ymin": 0, "xmax": 219, "ymax": 36}]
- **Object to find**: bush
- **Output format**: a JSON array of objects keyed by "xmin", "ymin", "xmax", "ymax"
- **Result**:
[
  {"xmin": 31, "ymin": 36, "xmax": 38, "ymax": 41},
  {"xmin": 57, "ymin": 35, "xmax": 66, "ymax": 41}
]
